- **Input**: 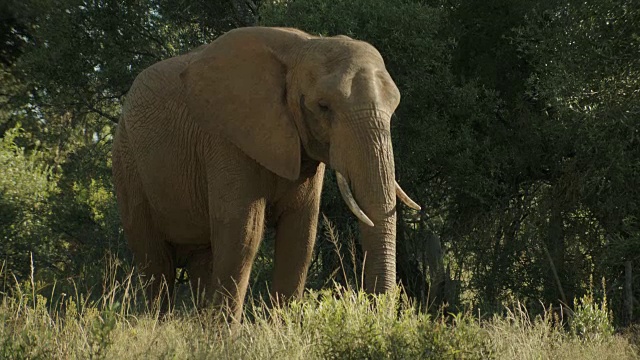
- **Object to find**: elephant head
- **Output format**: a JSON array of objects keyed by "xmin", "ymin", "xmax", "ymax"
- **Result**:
[{"xmin": 180, "ymin": 27, "xmax": 419, "ymax": 293}]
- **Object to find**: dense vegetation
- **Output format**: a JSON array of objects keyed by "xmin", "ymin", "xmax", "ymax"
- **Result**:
[
  {"xmin": 2, "ymin": 271, "xmax": 636, "ymax": 359},
  {"xmin": 1, "ymin": 0, "xmax": 639, "ymax": 357}
]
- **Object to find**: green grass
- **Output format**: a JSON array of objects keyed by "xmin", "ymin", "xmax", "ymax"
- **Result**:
[
  {"xmin": 1, "ymin": 260, "xmax": 638, "ymax": 359},
  {"xmin": 1, "ymin": 284, "xmax": 637, "ymax": 359}
]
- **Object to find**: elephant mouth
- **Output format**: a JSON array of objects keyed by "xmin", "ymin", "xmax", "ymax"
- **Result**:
[{"xmin": 335, "ymin": 171, "xmax": 420, "ymax": 227}]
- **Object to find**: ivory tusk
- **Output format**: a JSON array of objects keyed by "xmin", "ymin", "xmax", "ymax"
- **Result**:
[
  {"xmin": 335, "ymin": 172, "xmax": 375, "ymax": 227},
  {"xmin": 395, "ymin": 181, "xmax": 421, "ymax": 210}
]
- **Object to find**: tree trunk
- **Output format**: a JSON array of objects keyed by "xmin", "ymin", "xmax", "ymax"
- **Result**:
[
  {"xmin": 396, "ymin": 206, "xmax": 425, "ymax": 301},
  {"xmin": 625, "ymin": 260, "xmax": 633, "ymax": 325},
  {"xmin": 546, "ymin": 202, "xmax": 567, "ymax": 305},
  {"xmin": 425, "ymin": 232, "xmax": 446, "ymax": 307}
]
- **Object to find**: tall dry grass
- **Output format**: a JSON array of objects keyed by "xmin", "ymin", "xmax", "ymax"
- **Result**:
[{"xmin": 1, "ymin": 239, "xmax": 638, "ymax": 359}]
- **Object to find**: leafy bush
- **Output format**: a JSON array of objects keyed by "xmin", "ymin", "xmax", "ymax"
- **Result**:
[
  {"xmin": 285, "ymin": 288, "xmax": 490, "ymax": 359},
  {"xmin": 570, "ymin": 284, "xmax": 615, "ymax": 341},
  {"xmin": 0, "ymin": 125, "xmax": 58, "ymax": 282}
]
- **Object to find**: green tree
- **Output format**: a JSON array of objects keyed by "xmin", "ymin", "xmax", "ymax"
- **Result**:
[{"xmin": 513, "ymin": 0, "xmax": 640, "ymax": 319}]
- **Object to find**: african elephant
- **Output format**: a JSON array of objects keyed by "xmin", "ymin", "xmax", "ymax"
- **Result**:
[{"xmin": 112, "ymin": 26, "xmax": 419, "ymax": 321}]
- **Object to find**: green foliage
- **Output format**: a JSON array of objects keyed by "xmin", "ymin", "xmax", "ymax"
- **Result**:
[
  {"xmin": 0, "ymin": 125, "xmax": 58, "ymax": 281},
  {"xmin": 510, "ymin": 0, "xmax": 640, "ymax": 318},
  {"xmin": 0, "ymin": 120, "xmax": 125, "ymax": 292},
  {"xmin": 280, "ymin": 289, "xmax": 492, "ymax": 359},
  {"xmin": 87, "ymin": 303, "xmax": 118, "ymax": 359},
  {"xmin": 570, "ymin": 282, "xmax": 615, "ymax": 341},
  {"xmin": 0, "ymin": 125, "xmax": 54, "ymax": 210}
]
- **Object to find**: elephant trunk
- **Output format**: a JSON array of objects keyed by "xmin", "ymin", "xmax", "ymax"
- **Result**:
[{"xmin": 331, "ymin": 110, "xmax": 398, "ymax": 293}]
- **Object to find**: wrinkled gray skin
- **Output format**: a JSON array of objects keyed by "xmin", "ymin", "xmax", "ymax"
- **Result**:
[{"xmin": 112, "ymin": 26, "xmax": 417, "ymax": 322}]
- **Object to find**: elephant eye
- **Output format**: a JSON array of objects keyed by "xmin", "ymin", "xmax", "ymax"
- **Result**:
[{"xmin": 318, "ymin": 101, "xmax": 330, "ymax": 113}]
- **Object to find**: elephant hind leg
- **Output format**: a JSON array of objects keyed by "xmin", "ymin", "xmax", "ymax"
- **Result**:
[
  {"xmin": 113, "ymin": 123, "xmax": 176, "ymax": 313},
  {"xmin": 125, "ymin": 210, "xmax": 177, "ymax": 314},
  {"xmin": 183, "ymin": 246, "xmax": 214, "ymax": 308},
  {"xmin": 118, "ymin": 194, "xmax": 176, "ymax": 313}
]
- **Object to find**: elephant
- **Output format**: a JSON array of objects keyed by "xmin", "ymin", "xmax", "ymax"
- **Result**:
[{"xmin": 111, "ymin": 26, "xmax": 420, "ymax": 322}]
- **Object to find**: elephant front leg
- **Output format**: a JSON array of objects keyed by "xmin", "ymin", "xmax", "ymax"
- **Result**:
[
  {"xmin": 272, "ymin": 165, "xmax": 324, "ymax": 303},
  {"xmin": 210, "ymin": 199, "xmax": 266, "ymax": 323}
]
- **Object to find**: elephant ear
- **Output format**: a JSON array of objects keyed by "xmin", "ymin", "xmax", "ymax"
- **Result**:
[{"xmin": 180, "ymin": 29, "xmax": 301, "ymax": 180}]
